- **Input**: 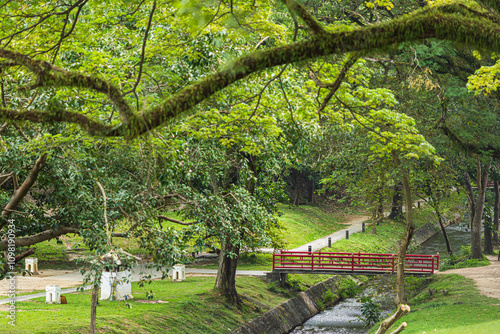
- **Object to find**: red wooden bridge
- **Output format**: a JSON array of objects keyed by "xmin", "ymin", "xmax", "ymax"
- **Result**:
[{"xmin": 272, "ymin": 250, "xmax": 439, "ymax": 276}]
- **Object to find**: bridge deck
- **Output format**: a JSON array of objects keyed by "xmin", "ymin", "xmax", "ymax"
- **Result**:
[{"xmin": 272, "ymin": 251, "xmax": 439, "ymax": 276}]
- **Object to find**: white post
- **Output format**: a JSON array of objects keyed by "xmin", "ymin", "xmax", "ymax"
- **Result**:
[{"xmin": 100, "ymin": 269, "xmax": 132, "ymax": 301}]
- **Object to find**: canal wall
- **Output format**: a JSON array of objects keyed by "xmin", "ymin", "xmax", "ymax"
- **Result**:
[{"xmin": 230, "ymin": 277, "xmax": 342, "ymax": 334}]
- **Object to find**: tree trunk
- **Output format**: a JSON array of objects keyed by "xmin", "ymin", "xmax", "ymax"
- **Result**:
[
  {"xmin": 215, "ymin": 238, "xmax": 240, "ymax": 305},
  {"xmin": 470, "ymin": 161, "xmax": 490, "ymax": 259},
  {"xmin": 388, "ymin": 182, "xmax": 403, "ymax": 220},
  {"xmin": 436, "ymin": 209, "xmax": 453, "ymax": 256},
  {"xmin": 463, "ymin": 172, "xmax": 475, "ymax": 230},
  {"xmin": 392, "ymin": 152, "xmax": 415, "ymax": 306},
  {"xmin": 308, "ymin": 178, "xmax": 314, "ymax": 203},
  {"xmin": 484, "ymin": 216, "xmax": 493, "ymax": 254},
  {"xmin": 494, "ymin": 180, "xmax": 499, "ymax": 244},
  {"xmin": 90, "ymin": 285, "xmax": 99, "ymax": 334}
]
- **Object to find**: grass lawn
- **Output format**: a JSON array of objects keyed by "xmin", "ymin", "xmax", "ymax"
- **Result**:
[
  {"xmin": 376, "ymin": 274, "xmax": 500, "ymax": 334},
  {"xmin": 0, "ymin": 276, "xmax": 291, "ymax": 334},
  {"xmin": 325, "ymin": 219, "xmax": 403, "ymax": 254},
  {"xmin": 276, "ymin": 204, "xmax": 346, "ymax": 249}
]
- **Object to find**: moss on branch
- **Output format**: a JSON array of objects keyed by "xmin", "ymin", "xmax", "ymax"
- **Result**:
[{"xmin": 3, "ymin": 3, "xmax": 500, "ymax": 138}]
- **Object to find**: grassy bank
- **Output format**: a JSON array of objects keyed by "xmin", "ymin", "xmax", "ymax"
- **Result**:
[
  {"xmin": 0, "ymin": 273, "xmax": 364, "ymax": 334},
  {"xmin": 276, "ymin": 204, "xmax": 346, "ymax": 249},
  {"xmin": 0, "ymin": 276, "xmax": 289, "ymax": 334},
  {"xmin": 377, "ymin": 274, "xmax": 500, "ymax": 334}
]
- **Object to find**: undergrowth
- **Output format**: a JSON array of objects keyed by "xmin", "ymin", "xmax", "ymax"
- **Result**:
[{"xmin": 440, "ymin": 245, "xmax": 490, "ymax": 271}]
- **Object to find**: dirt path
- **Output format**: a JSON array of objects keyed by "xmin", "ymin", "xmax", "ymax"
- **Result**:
[{"xmin": 438, "ymin": 255, "xmax": 500, "ymax": 300}]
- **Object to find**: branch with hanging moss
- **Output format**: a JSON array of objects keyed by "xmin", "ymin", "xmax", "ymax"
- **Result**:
[
  {"xmin": 281, "ymin": 0, "xmax": 325, "ymax": 34},
  {"xmin": 2, "ymin": 4, "xmax": 500, "ymax": 137},
  {"xmin": 0, "ymin": 48, "xmax": 137, "ymax": 125}
]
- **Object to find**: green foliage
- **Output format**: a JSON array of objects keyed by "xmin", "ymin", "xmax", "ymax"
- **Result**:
[
  {"xmin": 322, "ymin": 290, "xmax": 337, "ymax": 304},
  {"xmin": 267, "ymin": 282, "xmax": 294, "ymax": 298},
  {"xmin": 440, "ymin": 245, "xmax": 490, "ymax": 271},
  {"xmin": 338, "ymin": 278, "xmax": 361, "ymax": 299},
  {"xmin": 316, "ymin": 300, "xmax": 325, "ymax": 311},
  {"xmin": 359, "ymin": 296, "xmax": 382, "ymax": 327}
]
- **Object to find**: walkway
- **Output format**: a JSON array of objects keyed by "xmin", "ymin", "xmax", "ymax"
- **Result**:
[
  {"xmin": 438, "ymin": 255, "xmax": 500, "ymax": 300},
  {"xmin": 291, "ymin": 218, "xmax": 367, "ymax": 252}
]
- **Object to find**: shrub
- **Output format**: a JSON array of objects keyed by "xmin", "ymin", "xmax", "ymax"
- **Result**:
[
  {"xmin": 338, "ymin": 278, "xmax": 361, "ymax": 299},
  {"xmin": 359, "ymin": 297, "xmax": 381, "ymax": 326}
]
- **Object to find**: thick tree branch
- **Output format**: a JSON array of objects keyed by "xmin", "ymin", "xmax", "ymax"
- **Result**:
[
  {"xmin": 281, "ymin": 0, "xmax": 325, "ymax": 34},
  {"xmin": 1, "ymin": 153, "xmax": 48, "ymax": 230},
  {"xmin": 439, "ymin": 122, "xmax": 500, "ymax": 159},
  {"xmin": 0, "ymin": 107, "xmax": 114, "ymax": 135},
  {"xmin": 0, "ymin": 49, "xmax": 136, "ymax": 125},
  {"xmin": 158, "ymin": 215, "xmax": 198, "ymax": 226},
  {"xmin": 376, "ymin": 304, "xmax": 411, "ymax": 334},
  {"xmin": 0, "ymin": 225, "xmax": 79, "ymax": 249}
]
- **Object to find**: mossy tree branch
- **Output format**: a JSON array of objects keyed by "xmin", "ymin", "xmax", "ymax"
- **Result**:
[
  {"xmin": 281, "ymin": 0, "xmax": 325, "ymax": 34},
  {"xmin": 2, "ymin": 4, "xmax": 500, "ymax": 137}
]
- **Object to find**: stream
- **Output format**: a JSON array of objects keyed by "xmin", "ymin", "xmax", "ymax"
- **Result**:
[
  {"xmin": 412, "ymin": 223, "xmax": 471, "ymax": 256},
  {"xmin": 290, "ymin": 223, "xmax": 471, "ymax": 334}
]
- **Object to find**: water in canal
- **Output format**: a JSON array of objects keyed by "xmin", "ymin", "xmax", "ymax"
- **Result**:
[
  {"xmin": 411, "ymin": 223, "xmax": 471, "ymax": 256},
  {"xmin": 290, "ymin": 223, "xmax": 471, "ymax": 334},
  {"xmin": 290, "ymin": 277, "xmax": 395, "ymax": 334}
]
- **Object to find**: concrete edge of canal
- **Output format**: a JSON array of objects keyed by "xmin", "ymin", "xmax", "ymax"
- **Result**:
[{"xmin": 230, "ymin": 276, "xmax": 342, "ymax": 334}]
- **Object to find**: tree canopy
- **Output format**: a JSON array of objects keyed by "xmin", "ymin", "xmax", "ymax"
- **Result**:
[{"xmin": 2, "ymin": 0, "xmax": 500, "ymax": 137}]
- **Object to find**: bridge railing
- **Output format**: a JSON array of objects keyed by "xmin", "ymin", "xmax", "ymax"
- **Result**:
[{"xmin": 272, "ymin": 251, "xmax": 439, "ymax": 274}]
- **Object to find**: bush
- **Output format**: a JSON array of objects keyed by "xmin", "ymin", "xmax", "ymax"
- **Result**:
[
  {"xmin": 338, "ymin": 278, "xmax": 361, "ymax": 299},
  {"xmin": 322, "ymin": 290, "xmax": 337, "ymax": 304},
  {"xmin": 267, "ymin": 282, "xmax": 293, "ymax": 298},
  {"xmin": 359, "ymin": 297, "xmax": 381, "ymax": 326}
]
